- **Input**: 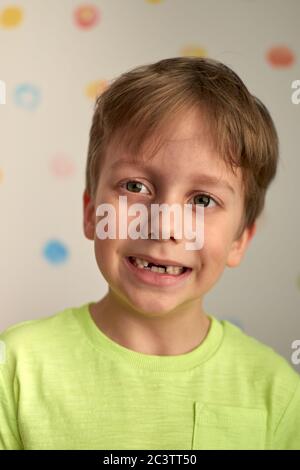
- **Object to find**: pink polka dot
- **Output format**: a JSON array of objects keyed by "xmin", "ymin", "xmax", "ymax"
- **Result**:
[
  {"xmin": 49, "ymin": 155, "xmax": 75, "ymax": 178},
  {"xmin": 74, "ymin": 4, "xmax": 100, "ymax": 29}
]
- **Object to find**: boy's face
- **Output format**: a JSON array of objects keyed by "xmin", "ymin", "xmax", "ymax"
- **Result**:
[{"xmin": 84, "ymin": 107, "xmax": 256, "ymax": 317}]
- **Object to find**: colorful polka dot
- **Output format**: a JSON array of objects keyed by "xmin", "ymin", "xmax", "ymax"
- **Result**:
[
  {"xmin": 180, "ymin": 45, "xmax": 207, "ymax": 58},
  {"xmin": 14, "ymin": 83, "xmax": 41, "ymax": 110},
  {"xmin": 0, "ymin": 6, "xmax": 23, "ymax": 28},
  {"xmin": 266, "ymin": 46, "xmax": 295, "ymax": 68},
  {"xmin": 43, "ymin": 240, "xmax": 69, "ymax": 265},
  {"xmin": 0, "ymin": 168, "xmax": 4, "ymax": 184},
  {"xmin": 74, "ymin": 4, "xmax": 100, "ymax": 29},
  {"xmin": 85, "ymin": 79, "xmax": 108, "ymax": 100},
  {"xmin": 49, "ymin": 154, "xmax": 75, "ymax": 178}
]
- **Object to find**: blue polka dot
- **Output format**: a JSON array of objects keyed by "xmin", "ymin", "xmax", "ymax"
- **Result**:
[
  {"xmin": 43, "ymin": 240, "xmax": 69, "ymax": 265},
  {"xmin": 14, "ymin": 83, "xmax": 41, "ymax": 110}
]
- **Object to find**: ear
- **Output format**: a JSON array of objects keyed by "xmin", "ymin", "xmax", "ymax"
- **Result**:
[
  {"xmin": 226, "ymin": 222, "xmax": 257, "ymax": 268},
  {"xmin": 83, "ymin": 189, "xmax": 95, "ymax": 241}
]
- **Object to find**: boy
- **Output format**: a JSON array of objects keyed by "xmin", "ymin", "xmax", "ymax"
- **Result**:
[{"xmin": 1, "ymin": 57, "xmax": 299, "ymax": 450}]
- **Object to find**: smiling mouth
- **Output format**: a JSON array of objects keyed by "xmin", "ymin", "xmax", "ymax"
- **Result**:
[{"xmin": 127, "ymin": 256, "xmax": 190, "ymax": 276}]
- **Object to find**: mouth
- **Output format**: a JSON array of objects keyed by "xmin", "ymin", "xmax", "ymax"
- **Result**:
[{"xmin": 124, "ymin": 255, "xmax": 192, "ymax": 287}]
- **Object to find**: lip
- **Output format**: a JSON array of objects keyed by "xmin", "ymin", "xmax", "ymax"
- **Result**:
[
  {"xmin": 123, "ymin": 256, "xmax": 193, "ymax": 288},
  {"xmin": 126, "ymin": 253, "xmax": 190, "ymax": 268}
]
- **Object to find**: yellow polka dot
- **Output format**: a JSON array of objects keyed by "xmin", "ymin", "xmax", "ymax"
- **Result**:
[
  {"xmin": 0, "ymin": 6, "xmax": 23, "ymax": 28},
  {"xmin": 180, "ymin": 45, "xmax": 207, "ymax": 58},
  {"xmin": 0, "ymin": 169, "xmax": 4, "ymax": 184},
  {"xmin": 85, "ymin": 80, "xmax": 108, "ymax": 100}
]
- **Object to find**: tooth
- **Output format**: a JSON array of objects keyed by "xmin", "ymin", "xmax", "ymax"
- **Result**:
[
  {"xmin": 166, "ymin": 266, "xmax": 174, "ymax": 274},
  {"xmin": 166, "ymin": 266, "xmax": 183, "ymax": 275},
  {"xmin": 132, "ymin": 257, "xmax": 185, "ymax": 275},
  {"xmin": 150, "ymin": 266, "xmax": 166, "ymax": 273},
  {"xmin": 158, "ymin": 267, "xmax": 166, "ymax": 273},
  {"xmin": 135, "ymin": 257, "xmax": 148, "ymax": 267}
]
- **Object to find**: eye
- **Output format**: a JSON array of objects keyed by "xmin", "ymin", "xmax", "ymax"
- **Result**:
[
  {"xmin": 121, "ymin": 180, "xmax": 150, "ymax": 194},
  {"xmin": 192, "ymin": 193, "xmax": 218, "ymax": 208}
]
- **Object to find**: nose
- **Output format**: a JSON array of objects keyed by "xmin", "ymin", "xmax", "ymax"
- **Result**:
[{"xmin": 146, "ymin": 194, "xmax": 184, "ymax": 243}]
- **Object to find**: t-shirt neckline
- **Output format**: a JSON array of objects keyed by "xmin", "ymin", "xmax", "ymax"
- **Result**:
[{"xmin": 73, "ymin": 302, "xmax": 224, "ymax": 372}]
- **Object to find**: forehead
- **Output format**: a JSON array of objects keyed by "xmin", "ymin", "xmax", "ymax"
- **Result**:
[{"xmin": 105, "ymin": 107, "xmax": 243, "ymax": 194}]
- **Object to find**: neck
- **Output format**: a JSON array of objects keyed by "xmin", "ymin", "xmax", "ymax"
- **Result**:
[{"xmin": 89, "ymin": 290, "xmax": 211, "ymax": 356}]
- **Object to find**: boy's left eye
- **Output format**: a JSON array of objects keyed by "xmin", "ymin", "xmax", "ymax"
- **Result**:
[{"xmin": 193, "ymin": 194, "xmax": 217, "ymax": 208}]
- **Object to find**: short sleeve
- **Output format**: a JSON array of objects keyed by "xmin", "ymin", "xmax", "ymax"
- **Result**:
[
  {"xmin": 0, "ymin": 344, "xmax": 23, "ymax": 450},
  {"xmin": 272, "ymin": 380, "xmax": 300, "ymax": 450}
]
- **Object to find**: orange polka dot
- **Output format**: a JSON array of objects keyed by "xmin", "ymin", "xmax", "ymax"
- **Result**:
[{"xmin": 266, "ymin": 46, "xmax": 295, "ymax": 68}]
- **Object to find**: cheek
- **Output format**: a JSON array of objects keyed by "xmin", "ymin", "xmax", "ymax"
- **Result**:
[
  {"xmin": 195, "ymin": 230, "xmax": 233, "ymax": 293},
  {"xmin": 94, "ymin": 237, "xmax": 120, "ymax": 280},
  {"xmin": 94, "ymin": 194, "xmax": 146, "ymax": 250},
  {"xmin": 202, "ymin": 224, "xmax": 233, "ymax": 266},
  {"xmin": 94, "ymin": 237, "xmax": 131, "ymax": 295}
]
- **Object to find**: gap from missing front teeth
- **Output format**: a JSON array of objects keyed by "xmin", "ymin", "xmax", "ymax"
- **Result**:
[{"xmin": 128, "ymin": 256, "xmax": 187, "ymax": 275}]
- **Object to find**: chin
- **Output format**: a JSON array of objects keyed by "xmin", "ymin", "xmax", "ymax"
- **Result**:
[{"xmin": 124, "ymin": 292, "xmax": 182, "ymax": 318}]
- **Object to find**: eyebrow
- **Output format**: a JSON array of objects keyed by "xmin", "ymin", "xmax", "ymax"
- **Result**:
[
  {"xmin": 190, "ymin": 174, "xmax": 235, "ymax": 194},
  {"xmin": 110, "ymin": 160, "xmax": 235, "ymax": 194}
]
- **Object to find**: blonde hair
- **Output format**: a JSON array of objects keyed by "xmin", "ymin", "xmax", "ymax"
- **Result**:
[{"xmin": 86, "ymin": 57, "xmax": 279, "ymax": 238}]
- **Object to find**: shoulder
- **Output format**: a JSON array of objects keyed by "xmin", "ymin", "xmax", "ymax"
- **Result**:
[
  {"xmin": 221, "ymin": 320, "xmax": 300, "ymax": 374},
  {"xmin": 218, "ymin": 318, "xmax": 300, "ymax": 410},
  {"xmin": 215, "ymin": 319, "xmax": 300, "ymax": 447},
  {"xmin": 0, "ymin": 304, "xmax": 87, "ymax": 364}
]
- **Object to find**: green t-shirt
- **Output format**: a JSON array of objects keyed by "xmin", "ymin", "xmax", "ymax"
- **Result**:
[{"xmin": 0, "ymin": 303, "xmax": 299, "ymax": 450}]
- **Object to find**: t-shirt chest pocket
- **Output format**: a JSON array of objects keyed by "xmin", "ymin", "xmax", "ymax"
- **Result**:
[{"xmin": 192, "ymin": 402, "xmax": 267, "ymax": 450}]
